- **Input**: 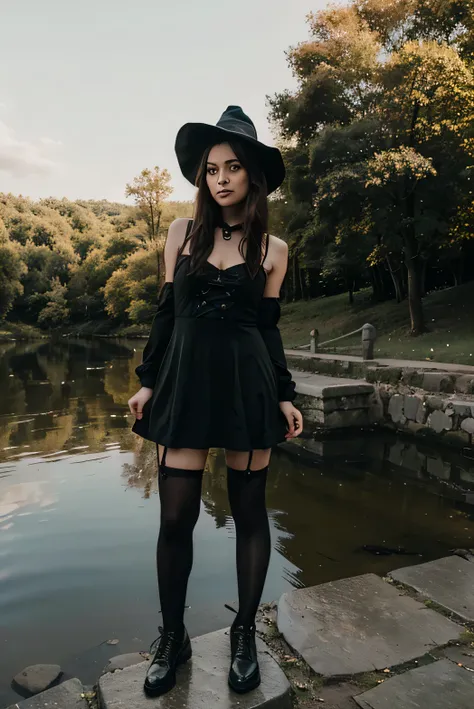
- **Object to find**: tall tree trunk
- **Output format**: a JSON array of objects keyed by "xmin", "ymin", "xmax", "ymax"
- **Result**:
[
  {"xmin": 386, "ymin": 255, "xmax": 403, "ymax": 303},
  {"xmin": 404, "ymin": 101, "xmax": 425, "ymax": 335},
  {"xmin": 298, "ymin": 261, "xmax": 305, "ymax": 301},
  {"xmin": 404, "ymin": 230, "xmax": 426, "ymax": 335}
]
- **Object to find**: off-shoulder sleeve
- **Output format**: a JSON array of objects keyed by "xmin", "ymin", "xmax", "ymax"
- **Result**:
[
  {"xmin": 134, "ymin": 281, "xmax": 175, "ymax": 389},
  {"xmin": 257, "ymin": 297, "xmax": 296, "ymax": 403}
]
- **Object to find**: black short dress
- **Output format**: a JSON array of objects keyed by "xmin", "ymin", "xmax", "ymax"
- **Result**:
[{"xmin": 132, "ymin": 224, "xmax": 296, "ymax": 451}]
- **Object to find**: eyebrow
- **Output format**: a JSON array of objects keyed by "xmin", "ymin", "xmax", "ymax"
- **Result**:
[{"xmin": 206, "ymin": 159, "xmax": 239, "ymax": 166}]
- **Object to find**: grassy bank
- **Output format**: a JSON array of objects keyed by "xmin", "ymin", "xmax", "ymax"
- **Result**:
[
  {"xmin": 0, "ymin": 322, "xmax": 48, "ymax": 341},
  {"xmin": 279, "ymin": 281, "xmax": 474, "ymax": 366}
]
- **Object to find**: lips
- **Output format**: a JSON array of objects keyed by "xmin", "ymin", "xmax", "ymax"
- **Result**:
[{"xmin": 217, "ymin": 190, "xmax": 232, "ymax": 196}]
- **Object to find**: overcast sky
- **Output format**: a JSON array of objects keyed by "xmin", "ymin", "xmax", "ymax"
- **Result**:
[{"xmin": 0, "ymin": 0, "xmax": 321, "ymax": 203}]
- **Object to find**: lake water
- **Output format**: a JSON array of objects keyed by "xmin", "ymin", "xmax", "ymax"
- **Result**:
[{"xmin": 1, "ymin": 336, "xmax": 474, "ymax": 706}]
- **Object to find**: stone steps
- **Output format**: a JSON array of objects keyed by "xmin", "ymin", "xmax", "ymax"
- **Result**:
[
  {"xmin": 8, "ymin": 558, "xmax": 474, "ymax": 708},
  {"xmin": 274, "ymin": 558, "xmax": 474, "ymax": 707}
]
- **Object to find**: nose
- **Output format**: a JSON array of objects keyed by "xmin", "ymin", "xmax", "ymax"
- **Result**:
[{"xmin": 218, "ymin": 170, "xmax": 229, "ymax": 185}]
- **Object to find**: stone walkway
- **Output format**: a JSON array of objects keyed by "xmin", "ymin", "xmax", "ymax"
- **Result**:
[
  {"xmin": 7, "ymin": 556, "xmax": 474, "ymax": 709},
  {"xmin": 286, "ymin": 350, "xmax": 474, "ymax": 374},
  {"xmin": 277, "ymin": 573, "xmax": 462, "ymax": 677},
  {"xmin": 276, "ymin": 555, "xmax": 474, "ymax": 708}
]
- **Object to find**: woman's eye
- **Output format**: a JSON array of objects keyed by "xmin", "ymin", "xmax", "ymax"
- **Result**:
[
  {"xmin": 231, "ymin": 164, "xmax": 240, "ymax": 171},
  {"xmin": 207, "ymin": 168, "xmax": 216, "ymax": 175}
]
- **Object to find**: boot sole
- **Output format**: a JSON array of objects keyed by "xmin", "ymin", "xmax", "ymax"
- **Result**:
[
  {"xmin": 228, "ymin": 671, "xmax": 261, "ymax": 694},
  {"xmin": 143, "ymin": 643, "xmax": 192, "ymax": 697}
]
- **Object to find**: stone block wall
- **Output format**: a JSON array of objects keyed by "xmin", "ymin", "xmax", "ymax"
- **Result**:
[{"xmin": 379, "ymin": 385, "xmax": 474, "ymax": 449}]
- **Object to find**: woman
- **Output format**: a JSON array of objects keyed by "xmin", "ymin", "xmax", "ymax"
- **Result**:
[{"xmin": 128, "ymin": 105, "xmax": 303, "ymax": 697}]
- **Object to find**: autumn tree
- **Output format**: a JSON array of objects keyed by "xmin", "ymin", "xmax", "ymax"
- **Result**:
[
  {"xmin": 125, "ymin": 166, "xmax": 173, "ymax": 282},
  {"xmin": 269, "ymin": 0, "xmax": 474, "ymax": 334}
]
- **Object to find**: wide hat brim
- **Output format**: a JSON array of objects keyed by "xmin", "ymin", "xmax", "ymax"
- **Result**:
[{"xmin": 174, "ymin": 123, "xmax": 285, "ymax": 195}]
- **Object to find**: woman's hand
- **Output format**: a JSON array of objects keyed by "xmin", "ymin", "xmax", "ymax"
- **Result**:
[
  {"xmin": 279, "ymin": 401, "xmax": 303, "ymax": 439},
  {"xmin": 128, "ymin": 387, "xmax": 153, "ymax": 420}
]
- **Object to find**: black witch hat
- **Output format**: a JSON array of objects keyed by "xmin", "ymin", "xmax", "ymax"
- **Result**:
[{"xmin": 174, "ymin": 105, "xmax": 285, "ymax": 195}]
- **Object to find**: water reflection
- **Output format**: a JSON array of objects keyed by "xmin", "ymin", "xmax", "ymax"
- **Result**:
[{"xmin": 0, "ymin": 338, "xmax": 474, "ymax": 707}]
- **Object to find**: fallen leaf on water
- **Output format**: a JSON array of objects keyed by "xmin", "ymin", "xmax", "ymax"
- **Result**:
[{"xmin": 107, "ymin": 639, "xmax": 119, "ymax": 645}]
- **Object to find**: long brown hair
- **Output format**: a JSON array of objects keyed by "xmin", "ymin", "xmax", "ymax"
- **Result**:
[{"xmin": 179, "ymin": 139, "xmax": 269, "ymax": 279}]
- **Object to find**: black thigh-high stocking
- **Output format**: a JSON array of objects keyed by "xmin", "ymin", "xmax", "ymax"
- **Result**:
[
  {"xmin": 227, "ymin": 452, "xmax": 271, "ymax": 628},
  {"xmin": 156, "ymin": 446, "xmax": 204, "ymax": 634}
]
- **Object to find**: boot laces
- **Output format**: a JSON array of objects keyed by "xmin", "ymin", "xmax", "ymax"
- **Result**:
[
  {"xmin": 150, "ymin": 626, "xmax": 177, "ymax": 661},
  {"xmin": 233, "ymin": 625, "xmax": 254, "ymax": 658}
]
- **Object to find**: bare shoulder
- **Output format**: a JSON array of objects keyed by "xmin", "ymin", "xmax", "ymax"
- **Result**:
[
  {"xmin": 166, "ymin": 217, "xmax": 192, "ymax": 249},
  {"xmin": 266, "ymin": 233, "xmax": 288, "ymax": 272},
  {"xmin": 164, "ymin": 217, "xmax": 192, "ymax": 282},
  {"xmin": 267, "ymin": 233, "xmax": 288, "ymax": 255}
]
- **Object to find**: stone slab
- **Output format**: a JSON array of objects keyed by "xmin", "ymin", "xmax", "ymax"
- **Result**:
[
  {"xmin": 389, "ymin": 555, "xmax": 474, "ymax": 623},
  {"xmin": 98, "ymin": 628, "xmax": 291, "ymax": 709},
  {"xmin": 103, "ymin": 652, "xmax": 149, "ymax": 674},
  {"xmin": 291, "ymin": 370, "xmax": 374, "ymax": 398},
  {"xmin": 6, "ymin": 678, "xmax": 88, "ymax": 709},
  {"xmin": 354, "ymin": 659, "xmax": 474, "ymax": 709},
  {"xmin": 277, "ymin": 574, "xmax": 462, "ymax": 677},
  {"xmin": 442, "ymin": 645, "xmax": 474, "ymax": 671}
]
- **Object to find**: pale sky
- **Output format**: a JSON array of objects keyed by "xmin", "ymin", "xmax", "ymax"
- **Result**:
[{"xmin": 0, "ymin": 0, "xmax": 321, "ymax": 203}]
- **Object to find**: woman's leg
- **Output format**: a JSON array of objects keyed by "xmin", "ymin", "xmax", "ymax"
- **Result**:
[
  {"xmin": 224, "ymin": 448, "xmax": 272, "ymax": 693},
  {"xmin": 156, "ymin": 445, "xmax": 208, "ymax": 633},
  {"xmin": 225, "ymin": 448, "xmax": 272, "ymax": 627},
  {"xmin": 144, "ymin": 445, "xmax": 208, "ymax": 697}
]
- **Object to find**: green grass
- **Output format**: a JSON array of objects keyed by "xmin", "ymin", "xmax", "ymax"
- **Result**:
[{"xmin": 280, "ymin": 281, "xmax": 474, "ymax": 366}]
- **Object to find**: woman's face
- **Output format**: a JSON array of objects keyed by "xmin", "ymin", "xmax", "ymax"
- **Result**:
[{"xmin": 206, "ymin": 142, "xmax": 250, "ymax": 207}]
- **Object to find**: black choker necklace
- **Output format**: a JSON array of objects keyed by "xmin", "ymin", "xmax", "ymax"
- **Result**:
[{"xmin": 221, "ymin": 221, "xmax": 243, "ymax": 240}]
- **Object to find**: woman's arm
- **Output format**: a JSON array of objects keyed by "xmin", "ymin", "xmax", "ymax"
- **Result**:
[
  {"xmin": 258, "ymin": 235, "xmax": 302, "ymax": 438},
  {"xmin": 134, "ymin": 218, "xmax": 191, "ymax": 389},
  {"xmin": 258, "ymin": 236, "xmax": 296, "ymax": 403}
]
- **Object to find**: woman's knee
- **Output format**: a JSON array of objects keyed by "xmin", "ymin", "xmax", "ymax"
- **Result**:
[
  {"xmin": 160, "ymin": 513, "xmax": 194, "ymax": 541},
  {"xmin": 225, "ymin": 448, "xmax": 271, "ymax": 471}
]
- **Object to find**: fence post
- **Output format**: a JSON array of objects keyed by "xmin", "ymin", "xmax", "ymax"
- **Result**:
[
  {"xmin": 361, "ymin": 323, "xmax": 376, "ymax": 360},
  {"xmin": 310, "ymin": 328, "xmax": 319, "ymax": 354}
]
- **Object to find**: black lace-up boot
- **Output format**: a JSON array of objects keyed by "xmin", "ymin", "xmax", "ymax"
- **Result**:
[
  {"xmin": 228, "ymin": 622, "xmax": 261, "ymax": 693},
  {"xmin": 144, "ymin": 626, "xmax": 191, "ymax": 696}
]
